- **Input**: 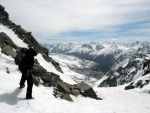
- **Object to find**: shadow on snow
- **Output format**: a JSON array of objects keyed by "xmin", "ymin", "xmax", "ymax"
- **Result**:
[{"xmin": 0, "ymin": 88, "xmax": 24, "ymax": 105}]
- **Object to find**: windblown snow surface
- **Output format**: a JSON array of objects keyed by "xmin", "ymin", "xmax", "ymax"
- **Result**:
[{"xmin": 0, "ymin": 25, "xmax": 150, "ymax": 113}]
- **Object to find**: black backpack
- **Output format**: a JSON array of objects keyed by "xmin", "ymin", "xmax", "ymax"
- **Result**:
[{"xmin": 14, "ymin": 48, "xmax": 28, "ymax": 65}]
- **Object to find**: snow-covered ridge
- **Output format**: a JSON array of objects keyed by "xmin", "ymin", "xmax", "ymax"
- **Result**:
[
  {"xmin": 45, "ymin": 42, "xmax": 132, "ymax": 56},
  {"xmin": 0, "ymin": 24, "xmax": 28, "ymax": 48}
]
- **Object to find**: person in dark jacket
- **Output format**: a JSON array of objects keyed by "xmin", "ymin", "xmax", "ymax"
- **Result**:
[{"xmin": 19, "ymin": 47, "xmax": 37, "ymax": 99}]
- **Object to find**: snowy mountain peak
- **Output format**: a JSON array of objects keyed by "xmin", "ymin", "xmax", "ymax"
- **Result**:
[
  {"xmin": 95, "ymin": 44, "xmax": 104, "ymax": 50},
  {"xmin": 82, "ymin": 43, "xmax": 94, "ymax": 50}
]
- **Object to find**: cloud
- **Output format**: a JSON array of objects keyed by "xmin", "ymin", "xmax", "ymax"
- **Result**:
[
  {"xmin": 0, "ymin": 0, "xmax": 150, "ymax": 43},
  {"xmin": 110, "ymin": 38, "xmax": 118, "ymax": 41}
]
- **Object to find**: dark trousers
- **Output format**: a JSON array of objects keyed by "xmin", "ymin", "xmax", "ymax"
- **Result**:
[{"xmin": 20, "ymin": 70, "xmax": 33, "ymax": 98}]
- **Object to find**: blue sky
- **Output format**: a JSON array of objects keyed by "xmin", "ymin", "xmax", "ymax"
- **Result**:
[{"xmin": 0, "ymin": 0, "xmax": 150, "ymax": 43}]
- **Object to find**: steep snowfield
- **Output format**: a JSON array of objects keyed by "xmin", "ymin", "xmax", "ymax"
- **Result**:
[
  {"xmin": 0, "ymin": 52, "xmax": 150, "ymax": 113},
  {"xmin": 0, "ymin": 25, "xmax": 28, "ymax": 48}
]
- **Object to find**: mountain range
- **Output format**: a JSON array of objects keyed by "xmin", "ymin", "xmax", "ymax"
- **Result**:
[{"xmin": 44, "ymin": 41, "xmax": 150, "ymax": 87}]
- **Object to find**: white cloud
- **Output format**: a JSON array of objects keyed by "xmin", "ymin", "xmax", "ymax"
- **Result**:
[
  {"xmin": 110, "ymin": 38, "xmax": 118, "ymax": 41},
  {"xmin": 0, "ymin": 0, "xmax": 150, "ymax": 43}
]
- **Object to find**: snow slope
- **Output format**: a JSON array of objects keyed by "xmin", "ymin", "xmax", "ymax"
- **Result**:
[
  {"xmin": 0, "ymin": 52, "xmax": 150, "ymax": 113},
  {"xmin": 0, "ymin": 24, "xmax": 28, "ymax": 48}
]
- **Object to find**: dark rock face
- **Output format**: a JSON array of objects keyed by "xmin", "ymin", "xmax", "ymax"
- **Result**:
[
  {"xmin": 98, "ymin": 76, "xmax": 117, "ymax": 87},
  {"xmin": 135, "ymin": 80, "xmax": 143, "ymax": 87},
  {"xmin": 1, "ymin": 46, "xmax": 16, "ymax": 58},
  {"xmin": 143, "ymin": 59, "xmax": 150, "ymax": 76},
  {"xmin": 0, "ymin": 5, "xmax": 8, "ymax": 20},
  {"xmin": 53, "ymin": 81, "xmax": 101, "ymax": 101},
  {"xmin": 125, "ymin": 79, "xmax": 150, "ymax": 90},
  {"xmin": 95, "ymin": 45, "xmax": 104, "ymax": 50},
  {"xmin": 41, "ymin": 73, "xmax": 60, "ymax": 87},
  {"xmin": 125, "ymin": 82, "xmax": 135, "ymax": 90},
  {"xmin": 32, "ymin": 75, "xmax": 40, "ymax": 87},
  {"xmin": 32, "ymin": 61, "xmax": 47, "ymax": 76},
  {"xmin": 75, "ymin": 82, "xmax": 102, "ymax": 100},
  {"xmin": 57, "ymin": 81, "xmax": 72, "ymax": 94},
  {"xmin": 82, "ymin": 43, "xmax": 94, "ymax": 50},
  {"xmin": 0, "ymin": 32, "xmax": 19, "ymax": 49},
  {"xmin": 61, "ymin": 94, "xmax": 73, "ymax": 102}
]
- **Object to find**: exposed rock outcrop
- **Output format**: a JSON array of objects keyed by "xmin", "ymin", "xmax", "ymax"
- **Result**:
[
  {"xmin": 125, "ymin": 80, "xmax": 150, "ymax": 90},
  {"xmin": 0, "ymin": 5, "xmax": 8, "ymax": 21},
  {"xmin": 75, "ymin": 82, "xmax": 102, "ymax": 100},
  {"xmin": 1, "ymin": 46, "xmax": 16, "ymax": 58},
  {"xmin": 53, "ymin": 81, "xmax": 101, "ymax": 101},
  {"xmin": 0, "ymin": 32, "xmax": 19, "ymax": 49}
]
